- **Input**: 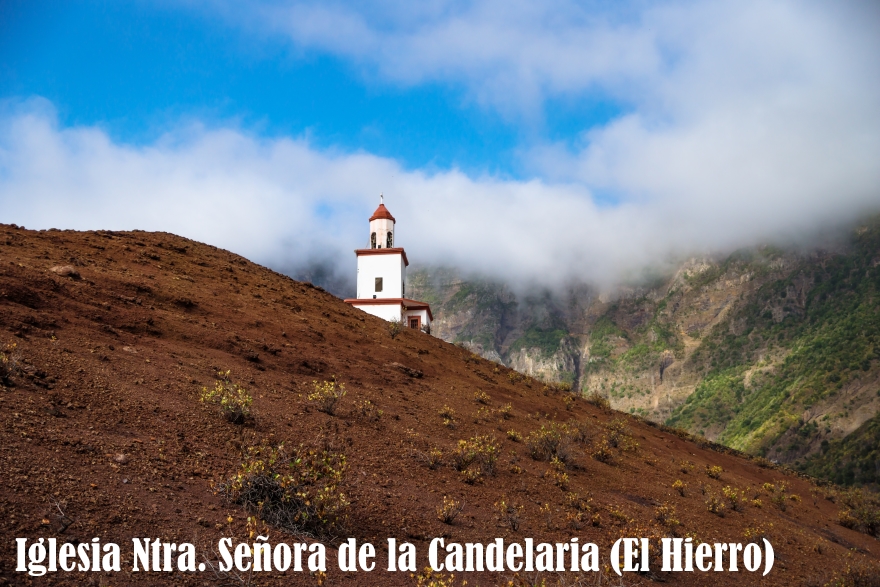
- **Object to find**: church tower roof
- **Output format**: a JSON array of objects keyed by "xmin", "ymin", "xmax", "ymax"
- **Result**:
[{"xmin": 369, "ymin": 195, "xmax": 396, "ymax": 222}]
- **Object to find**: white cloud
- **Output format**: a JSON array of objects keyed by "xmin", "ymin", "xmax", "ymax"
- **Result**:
[
  {"xmin": 195, "ymin": 1, "xmax": 880, "ymax": 113},
  {"xmin": 2, "ymin": 1, "xmax": 879, "ymax": 294},
  {"xmin": 1, "ymin": 99, "xmax": 877, "ymax": 297}
]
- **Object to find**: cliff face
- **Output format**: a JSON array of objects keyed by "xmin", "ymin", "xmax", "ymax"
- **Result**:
[{"xmin": 408, "ymin": 218, "xmax": 880, "ymax": 482}]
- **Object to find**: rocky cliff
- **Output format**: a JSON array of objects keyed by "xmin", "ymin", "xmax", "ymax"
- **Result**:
[{"xmin": 408, "ymin": 217, "xmax": 880, "ymax": 483}]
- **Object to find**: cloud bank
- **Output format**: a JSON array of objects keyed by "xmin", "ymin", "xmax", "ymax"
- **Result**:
[{"xmin": 2, "ymin": 0, "xmax": 879, "ymax": 295}]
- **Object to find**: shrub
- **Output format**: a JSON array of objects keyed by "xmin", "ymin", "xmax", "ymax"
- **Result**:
[
  {"xmin": 539, "ymin": 503, "xmax": 553, "ymax": 529},
  {"xmin": 672, "ymin": 479, "xmax": 687, "ymax": 497},
  {"xmin": 608, "ymin": 505, "xmax": 631, "ymax": 525},
  {"xmin": 606, "ymin": 418, "xmax": 639, "ymax": 451},
  {"xmin": 706, "ymin": 494, "xmax": 726, "ymax": 517},
  {"xmin": 219, "ymin": 442, "xmax": 348, "ymax": 538},
  {"xmin": 824, "ymin": 561, "xmax": 880, "ymax": 587},
  {"xmin": 387, "ymin": 319, "xmax": 403, "ymax": 339},
  {"xmin": 308, "ymin": 378, "xmax": 347, "ymax": 415},
  {"xmin": 495, "ymin": 499, "xmax": 524, "ymax": 531},
  {"xmin": 562, "ymin": 395, "xmax": 574, "ymax": 411},
  {"xmin": 706, "ymin": 465, "xmax": 723, "ymax": 479},
  {"xmin": 474, "ymin": 406, "xmax": 491, "ymax": 423},
  {"xmin": 506, "ymin": 429, "xmax": 522, "ymax": 442},
  {"xmin": 452, "ymin": 435, "xmax": 499, "ymax": 483},
  {"xmin": 591, "ymin": 438, "xmax": 614, "ymax": 464},
  {"xmin": 474, "ymin": 390, "xmax": 491, "ymax": 404},
  {"xmin": 742, "ymin": 523, "xmax": 773, "ymax": 544},
  {"xmin": 200, "ymin": 370, "xmax": 253, "ymax": 424},
  {"xmin": 414, "ymin": 447, "xmax": 444, "ymax": 470},
  {"xmin": 437, "ymin": 496, "xmax": 464, "ymax": 525},
  {"xmin": 566, "ymin": 511, "xmax": 585, "ymax": 531},
  {"xmin": 498, "ymin": 403, "xmax": 513, "ymax": 420},
  {"xmin": 355, "ymin": 399, "xmax": 383, "ymax": 422},
  {"xmin": 413, "ymin": 568, "xmax": 462, "ymax": 587},
  {"xmin": 764, "ymin": 481, "xmax": 797, "ymax": 512},
  {"xmin": 566, "ymin": 419, "xmax": 593, "ymax": 445},
  {"xmin": 543, "ymin": 381, "xmax": 572, "ymax": 394},
  {"xmin": 655, "ymin": 503, "xmax": 680, "ymax": 531},
  {"xmin": 565, "ymin": 492, "xmax": 593, "ymax": 512},
  {"xmin": 526, "ymin": 423, "xmax": 572, "ymax": 462},
  {"xmin": 838, "ymin": 489, "xmax": 880, "ymax": 538},
  {"xmin": 812, "ymin": 485, "xmax": 838, "ymax": 503},
  {"xmin": 722, "ymin": 486, "xmax": 744, "ymax": 512},
  {"xmin": 584, "ymin": 392, "xmax": 610, "ymax": 411},
  {"xmin": 459, "ymin": 469, "xmax": 481, "ymax": 484},
  {"xmin": 545, "ymin": 456, "xmax": 569, "ymax": 490},
  {"xmin": 0, "ymin": 343, "xmax": 20, "ymax": 384},
  {"xmin": 679, "ymin": 460, "xmax": 695, "ymax": 474},
  {"xmin": 439, "ymin": 405, "xmax": 456, "ymax": 419}
]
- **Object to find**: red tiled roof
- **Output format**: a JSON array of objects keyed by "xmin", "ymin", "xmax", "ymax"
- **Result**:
[{"xmin": 369, "ymin": 203, "xmax": 396, "ymax": 222}]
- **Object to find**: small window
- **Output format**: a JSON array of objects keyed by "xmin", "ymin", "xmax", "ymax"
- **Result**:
[
  {"xmin": 386, "ymin": 231, "xmax": 393, "ymax": 248},
  {"xmin": 370, "ymin": 232, "xmax": 377, "ymax": 249},
  {"xmin": 375, "ymin": 277, "xmax": 383, "ymax": 292},
  {"xmin": 409, "ymin": 318, "xmax": 419, "ymax": 329}
]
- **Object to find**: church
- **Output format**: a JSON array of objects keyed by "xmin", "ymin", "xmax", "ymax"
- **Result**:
[{"xmin": 344, "ymin": 197, "xmax": 433, "ymax": 333}]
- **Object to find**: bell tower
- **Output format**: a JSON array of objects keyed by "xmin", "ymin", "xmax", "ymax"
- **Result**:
[
  {"xmin": 369, "ymin": 194, "xmax": 395, "ymax": 249},
  {"xmin": 344, "ymin": 195, "xmax": 433, "ymax": 333}
]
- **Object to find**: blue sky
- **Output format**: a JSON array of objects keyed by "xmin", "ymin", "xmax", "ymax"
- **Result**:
[
  {"xmin": 1, "ymin": 0, "xmax": 878, "ymax": 291},
  {"xmin": 0, "ymin": 0, "xmax": 620, "ymax": 178}
]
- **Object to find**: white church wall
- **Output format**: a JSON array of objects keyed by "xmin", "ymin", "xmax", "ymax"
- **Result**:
[
  {"xmin": 352, "ymin": 302, "xmax": 402, "ymax": 322},
  {"xmin": 402, "ymin": 308, "xmax": 431, "ymax": 329},
  {"xmin": 357, "ymin": 253, "xmax": 405, "ymax": 298}
]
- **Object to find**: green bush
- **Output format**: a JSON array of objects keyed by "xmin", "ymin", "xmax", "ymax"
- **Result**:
[
  {"xmin": 452, "ymin": 435, "xmax": 499, "ymax": 483},
  {"xmin": 308, "ymin": 378, "xmax": 347, "ymax": 415},
  {"xmin": 526, "ymin": 423, "xmax": 572, "ymax": 462},
  {"xmin": 838, "ymin": 489, "xmax": 880, "ymax": 538},
  {"xmin": 200, "ymin": 370, "xmax": 253, "ymax": 424}
]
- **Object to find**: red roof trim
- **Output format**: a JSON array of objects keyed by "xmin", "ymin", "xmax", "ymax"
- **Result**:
[
  {"xmin": 344, "ymin": 297, "xmax": 433, "ymax": 321},
  {"xmin": 369, "ymin": 204, "xmax": 396, "ymax": 222},
  {"xmin": 354, "ymin": 247, "xmax": 409, "ymax": 266}
]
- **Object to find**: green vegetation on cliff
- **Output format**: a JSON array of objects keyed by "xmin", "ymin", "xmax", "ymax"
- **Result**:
[
  {"xmin": 667, "ymin": 221, "xmax": 880, "ymax": 461},
  {"xmin": 799, "ymin": 412, "xmax": 880, "ymax": 488},
  {"xmin": 409, "ymin": 218, "xmax": 880, "ymax": 487},
  {"xmin": 508, "ymin": 326, "xmax": 568, "ymax": 358}
]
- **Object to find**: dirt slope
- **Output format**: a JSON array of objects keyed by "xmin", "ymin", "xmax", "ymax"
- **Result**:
[{"xmin": 0, "ymin": 224, "xmax": 877, "ymax": 586}]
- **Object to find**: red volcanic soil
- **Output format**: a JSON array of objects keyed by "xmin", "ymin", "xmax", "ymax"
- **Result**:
[{"xmin": 0, "ymin": 224, "xmax": 878, "ymax": 586}]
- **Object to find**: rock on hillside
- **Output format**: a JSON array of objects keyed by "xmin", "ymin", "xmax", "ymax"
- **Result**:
[{"xmin": 0, "ymin": 224, "xmax": 878, "ymax": 586}]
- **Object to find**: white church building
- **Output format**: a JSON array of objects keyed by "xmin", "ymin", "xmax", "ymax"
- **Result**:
[{"xmin": 344, "ymin": 197, "xmax": 433, "ymax": 333}]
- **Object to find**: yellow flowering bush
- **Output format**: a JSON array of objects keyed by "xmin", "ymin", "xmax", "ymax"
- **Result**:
[
  {"xmin": 200, "ymin": 370, "xmax": 252, "ymax": 424},
  {"xmin": 220, "ymin": 442, "xmax": 348, "ymax": 538},
  {"xmin": 308, "ymin": 378, "xmax": 347, "ymax": 415}
]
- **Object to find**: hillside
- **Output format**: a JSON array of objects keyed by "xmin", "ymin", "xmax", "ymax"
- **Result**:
[
  {"xmin": 1, "ymin": 224, "xmax": 879, "ymax": 586},
  {"xmin": 408, "ymin": 218, "xmax": 880, "ymax": 483}
]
